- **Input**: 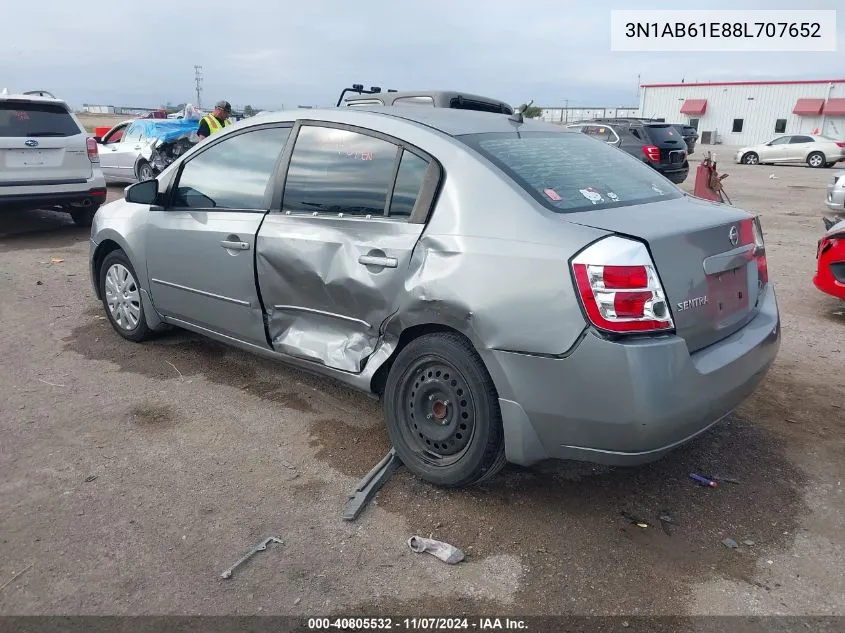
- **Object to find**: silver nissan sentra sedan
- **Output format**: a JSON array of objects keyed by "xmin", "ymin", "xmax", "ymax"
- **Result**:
[{"xmin": 89, "ymin": 106, "xmax": 781, "ymax": 488}]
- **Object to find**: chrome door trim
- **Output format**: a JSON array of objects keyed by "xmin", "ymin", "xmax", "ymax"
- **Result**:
[
  {"xmin": 272, "ymin": 304, "xmax": 372, "ymax": 329},
  {"xmin": 150, "ymin": 278, "xmax": 251, "ymax": 307}
]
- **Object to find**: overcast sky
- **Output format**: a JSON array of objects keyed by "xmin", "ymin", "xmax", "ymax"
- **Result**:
[{"xmin": 1, "ymin": 0, "xmax": 841, "ymax": 111}]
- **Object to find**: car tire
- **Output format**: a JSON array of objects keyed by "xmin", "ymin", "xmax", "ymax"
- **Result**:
[
  {"xmin": 807, "ymin": 151, "xmax": 826, "ymax": 168},
  {"xmin": 99, "ymin": 249, "xmax": 152, "ymax": 343},
  {"xmin": 136, "ymin": 160, "xmax": 154, "ymax": 181},
  {"xmin": 383, "ymin": 332, "xmax": 507, "ymax": 488},
  {"xmin": 741, "ymin": 152, "xmax": 759, "ymax": 165},
  {"xmin": 70, "ymin": 204, "xmax": 100, "ymax": 227}
]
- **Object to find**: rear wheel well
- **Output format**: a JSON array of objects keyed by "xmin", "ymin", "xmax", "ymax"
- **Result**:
[
  {"xmin": 92, "ymin": 240, "xmax": 123, "ymax": 298},
  {"xmin": 370, "ymin": 324, "xmax": 474, "ymax": 397}
]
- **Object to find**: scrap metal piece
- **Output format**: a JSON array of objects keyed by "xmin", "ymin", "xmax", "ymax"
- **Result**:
[
  {"xmin": 220, "ymin": 536, "xmax": 283, "ymax": 580},
  {"xmin": 342, "ymin": 448, "xmax": 402, "ymax": 522}
]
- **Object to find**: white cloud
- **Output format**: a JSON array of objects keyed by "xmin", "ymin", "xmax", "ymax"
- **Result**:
[{"xmin": 0, "ymin": 0, "xmax": 841, "ymax": 110}]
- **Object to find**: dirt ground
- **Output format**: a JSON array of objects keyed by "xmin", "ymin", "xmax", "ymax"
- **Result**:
[{"xmin": 0, "ymin": 153, "xmax": 843, "ymax": 621}]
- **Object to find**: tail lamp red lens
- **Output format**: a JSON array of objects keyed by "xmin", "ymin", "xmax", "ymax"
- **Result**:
[
  {"xmin": 571, "ymin": 237, "xmax": 675, "ymax": 334},
  {"xmin": 86, "ymin": 137, "xmax": 99, "ymax": 162},
  {"xmin": 642, "ymin": 145, "xmax": 661, "ymax": 162}
]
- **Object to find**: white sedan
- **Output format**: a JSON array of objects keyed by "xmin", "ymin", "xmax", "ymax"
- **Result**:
[{"xmin": 736, "ymin": 134, "xmax": 845, "ymax": 168}]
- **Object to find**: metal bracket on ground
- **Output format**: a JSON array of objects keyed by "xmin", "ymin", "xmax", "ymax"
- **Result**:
[{"xmin": 342, "ymin": 447, "xmax": 402, "ymax": 522}]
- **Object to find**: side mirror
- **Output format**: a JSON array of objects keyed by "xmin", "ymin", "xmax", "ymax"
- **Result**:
[{"xmin": 125, "ymin": 179, "xmax": 159, "ymax": 206}]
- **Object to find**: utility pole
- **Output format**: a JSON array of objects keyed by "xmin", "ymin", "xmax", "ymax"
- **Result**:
[
  {"xmin": 564, "ymin": 99, "xmax": 569, "ymax": 123},
  {"xmin": 194, "ymin": 65, "xmax": 203, "ymax": 108}
]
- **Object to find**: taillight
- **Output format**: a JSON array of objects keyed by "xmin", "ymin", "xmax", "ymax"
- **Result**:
[
  {"xmin": 835, "ymin": 142, "xmax": 845, "ymax": 148},
  {"xmin": 86, "ymin": 137, "xmax": 99, "ymax": 162},
  {"xmin": 751, "ymin": 216, "xmax": 768, "ymax": 285},
  {"xmin": 571, "ymin": 236, "xmax": 674, "ymax": 334},
  {"xmin": 642, "ymin": 145, "xmax": 661, "ymax": 162}
]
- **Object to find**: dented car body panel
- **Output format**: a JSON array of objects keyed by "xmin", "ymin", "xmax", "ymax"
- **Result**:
[{"xmin": 90, "ymin": 106, "xmax": 780, "ymax": 471}]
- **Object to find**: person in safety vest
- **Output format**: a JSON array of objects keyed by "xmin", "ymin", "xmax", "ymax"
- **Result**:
[{"xmin": 197, "ymin": 100, "xmax": 232, "ymax": 140}]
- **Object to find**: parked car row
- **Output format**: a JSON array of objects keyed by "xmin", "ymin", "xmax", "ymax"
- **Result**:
[{"xmin": 565, "ymin": 118, "xmax": 692, "ymax": 184}]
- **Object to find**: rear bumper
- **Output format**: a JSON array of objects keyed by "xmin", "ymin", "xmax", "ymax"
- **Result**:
[
  {"xmin": 813, "ymin": 241, "xmax": 845, "ymax": 300},
  {"xmin": 826, "ymin": 184, "xmax": 845, "ymax": 213},
  {"xmin": 0, "ymin": 172, "xmax": 107, "ymax": 211},
  {"xmin": 492, "ymin": 286, "xmax": 781, "ymax": 467}
]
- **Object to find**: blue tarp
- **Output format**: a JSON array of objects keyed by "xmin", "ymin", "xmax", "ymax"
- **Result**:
[{"xmin": 132, "ymin": 119, "xmax": 200, "ymax": 143}]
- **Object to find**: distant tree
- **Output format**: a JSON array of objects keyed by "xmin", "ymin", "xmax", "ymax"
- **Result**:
[
  {"xmin": 243, "ymin": 104, "xmax": 255, "ymax": 117},
  {"xmin": 518, "ymin": 102, "xmax": 543, "ymax": 118}
]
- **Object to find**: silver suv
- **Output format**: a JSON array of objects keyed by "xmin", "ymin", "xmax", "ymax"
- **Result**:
[{"xmin": 0, "ymin": 90, "xmax": 107, "ymax": 226}]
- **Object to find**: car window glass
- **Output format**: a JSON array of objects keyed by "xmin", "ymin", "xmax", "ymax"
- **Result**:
[
  {"xmin": 770, "ymin": 136, "xmax": 791, "ymax": 145},
  {"xmin": 122, "ymin": 123, "xmax": 142, "ymax": 144},
  {"xmin": 389, "ymin": 150, "xmax": 429, "ymax": 217},
  {"xmin": 346, "ymin": 99, "xmax": 384, "ymax": 107},
  {"xmin": 172, "ymin": 126, "xmax": 291, "ymax": 209},
  {"xmin": 104, "ymin": 125, "xmax": 126, "ymax": 144},
  {"xmin": 643, "ymin": 125, "xmax": 683, "ymax": 144},
  {"xmin": 0, "ymin": 102, "xmax": 80, "ymax": 137},
  {"xmin": 459, "ymin": 130, "xmax": 684, "ymax": 214},
  {"xmin": 282, "ymin": 125, "xmax": 399, "ymax": 216},
  {"xmin": 393, "ymin": 96, "xmax": 435, "ymax": 107},
  {"xmin": 790, "ymin": 135, "xmax": 813, "ymax": 143}
]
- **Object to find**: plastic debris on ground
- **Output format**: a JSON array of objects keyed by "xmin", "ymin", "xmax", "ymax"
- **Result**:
[
  {"xmin": 690, "ymin": 472, "xmax": 718, "ymax": 488},
  {"xmin": 722, "ymin": 537, "xmax": 739, "ymax": 549},
  {"xmin": 407, "ymin": 536, "xmax": 465, "ymax": 564}
]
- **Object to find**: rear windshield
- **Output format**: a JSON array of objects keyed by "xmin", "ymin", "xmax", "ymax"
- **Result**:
[
  {"xmin": 642, "ymin": 124, "xmax": 685, "ymax": 144},
  {"xmin": 0, "ymin": 102, "xmax": 80, "ymax": 137},
  {"xmin": 457, "ymin": 131, "xmax": 683, "ymax": 213}
]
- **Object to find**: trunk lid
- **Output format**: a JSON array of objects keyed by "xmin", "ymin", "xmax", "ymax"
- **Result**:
[
  {"xmin": 566, "ymin": 195, "xmax": 765, "ymax": 353},
  {"xmin": 0, "ymin": 100, "xmax": 92, "ymax": 184}
]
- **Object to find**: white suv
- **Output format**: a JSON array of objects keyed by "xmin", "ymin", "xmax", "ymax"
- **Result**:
[{"xmin": 0, "ymin": 90, "xmax": 107, "ymax": 226}]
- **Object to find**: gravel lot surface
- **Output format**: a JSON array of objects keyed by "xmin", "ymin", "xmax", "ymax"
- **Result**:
[{"xmin": 1, "ymin": 160, "xmax": 843, "ymax": 621}]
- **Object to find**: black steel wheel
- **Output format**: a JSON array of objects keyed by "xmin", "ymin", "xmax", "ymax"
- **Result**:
[{"xmin": 383, "ymin": 332, "xmax": 506, "ymax": 487}]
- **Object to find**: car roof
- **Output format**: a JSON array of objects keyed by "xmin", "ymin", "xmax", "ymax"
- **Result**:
[
  {"xmin": 252, "ymin": 106, "xmax": 564, "ymax": 137},
  {"xmin": 345, "ymin": 89, "xmax": 507, "ymax": 103},
  {"xmin": 0, "ymin": 92, "xmax": 68, "ymax": 106}
]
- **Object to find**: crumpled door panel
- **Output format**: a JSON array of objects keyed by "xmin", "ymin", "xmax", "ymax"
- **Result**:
[{"xmin": 256, "ymin": 214, "xmax": 423, "ymax": 373}]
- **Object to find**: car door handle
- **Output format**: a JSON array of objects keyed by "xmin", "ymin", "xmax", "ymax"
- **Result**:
[
  {"xmin": 220, "ymin": 240, "xmax": 250, "ymax": 251},
  {"xmin": 358, "ymin": 254, "xmax": 397, "ymax": 268}
]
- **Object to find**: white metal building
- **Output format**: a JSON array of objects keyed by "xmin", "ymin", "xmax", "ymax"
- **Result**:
[
  {"xmin": 638, "ymin": 79, "xmax": 845, "ymax": 146},
  {"xmin": 538, "ymin": 106, "xmax": 638, "ymax": 124}
]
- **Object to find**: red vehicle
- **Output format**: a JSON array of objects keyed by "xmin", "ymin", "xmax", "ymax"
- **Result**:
[{"xmin": 814, "ymin": 218, "xmax": 845, "ymax": 301}]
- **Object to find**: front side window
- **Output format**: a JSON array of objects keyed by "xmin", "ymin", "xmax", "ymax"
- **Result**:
[
  {"xmin": 102, "ymin": 124, "xmax": 126, "ymax": 144},
  {"xmin": 457, "ymin": 131, "xmax": 684, "ymax": 214},
  {"xmin": 172, "ymin": 126, "xmax": 291, "ymax": 209},
  {"xmin": 769, "ymin": 136, "xmax": 791, "ymax": 145},
  {"xmin": 282, "ymin": 125, "xmax": 400, "ymax": 216}
]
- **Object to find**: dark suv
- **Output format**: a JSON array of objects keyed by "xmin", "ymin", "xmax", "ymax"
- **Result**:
[{"xmin": 569, "ymin": 119, "xmax": 689, "ymax": 184}]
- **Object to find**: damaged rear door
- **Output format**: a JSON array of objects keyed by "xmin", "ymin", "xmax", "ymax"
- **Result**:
[{"xmin": 256, "ymin": 122, "xmax": 439, "ymax": 373}]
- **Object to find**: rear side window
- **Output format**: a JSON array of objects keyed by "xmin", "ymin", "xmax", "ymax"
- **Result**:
[
  {"xmin": 283, "ymin": 125, "xmax": 399, "ymax": 216},
  {"xmin": 643, "ymin": 125, "xmax": 684, "ymax": 144},
  {"xmin": 458, "ymin": 131, "xmax": 683, "ymax": 213},
  {"xmin": 0, "ymin": 102, "xmax": 80, "ymax": 137},
  {"xmin": 389, "ymin": 150, "xmax": 429, "ymax": 216}
]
